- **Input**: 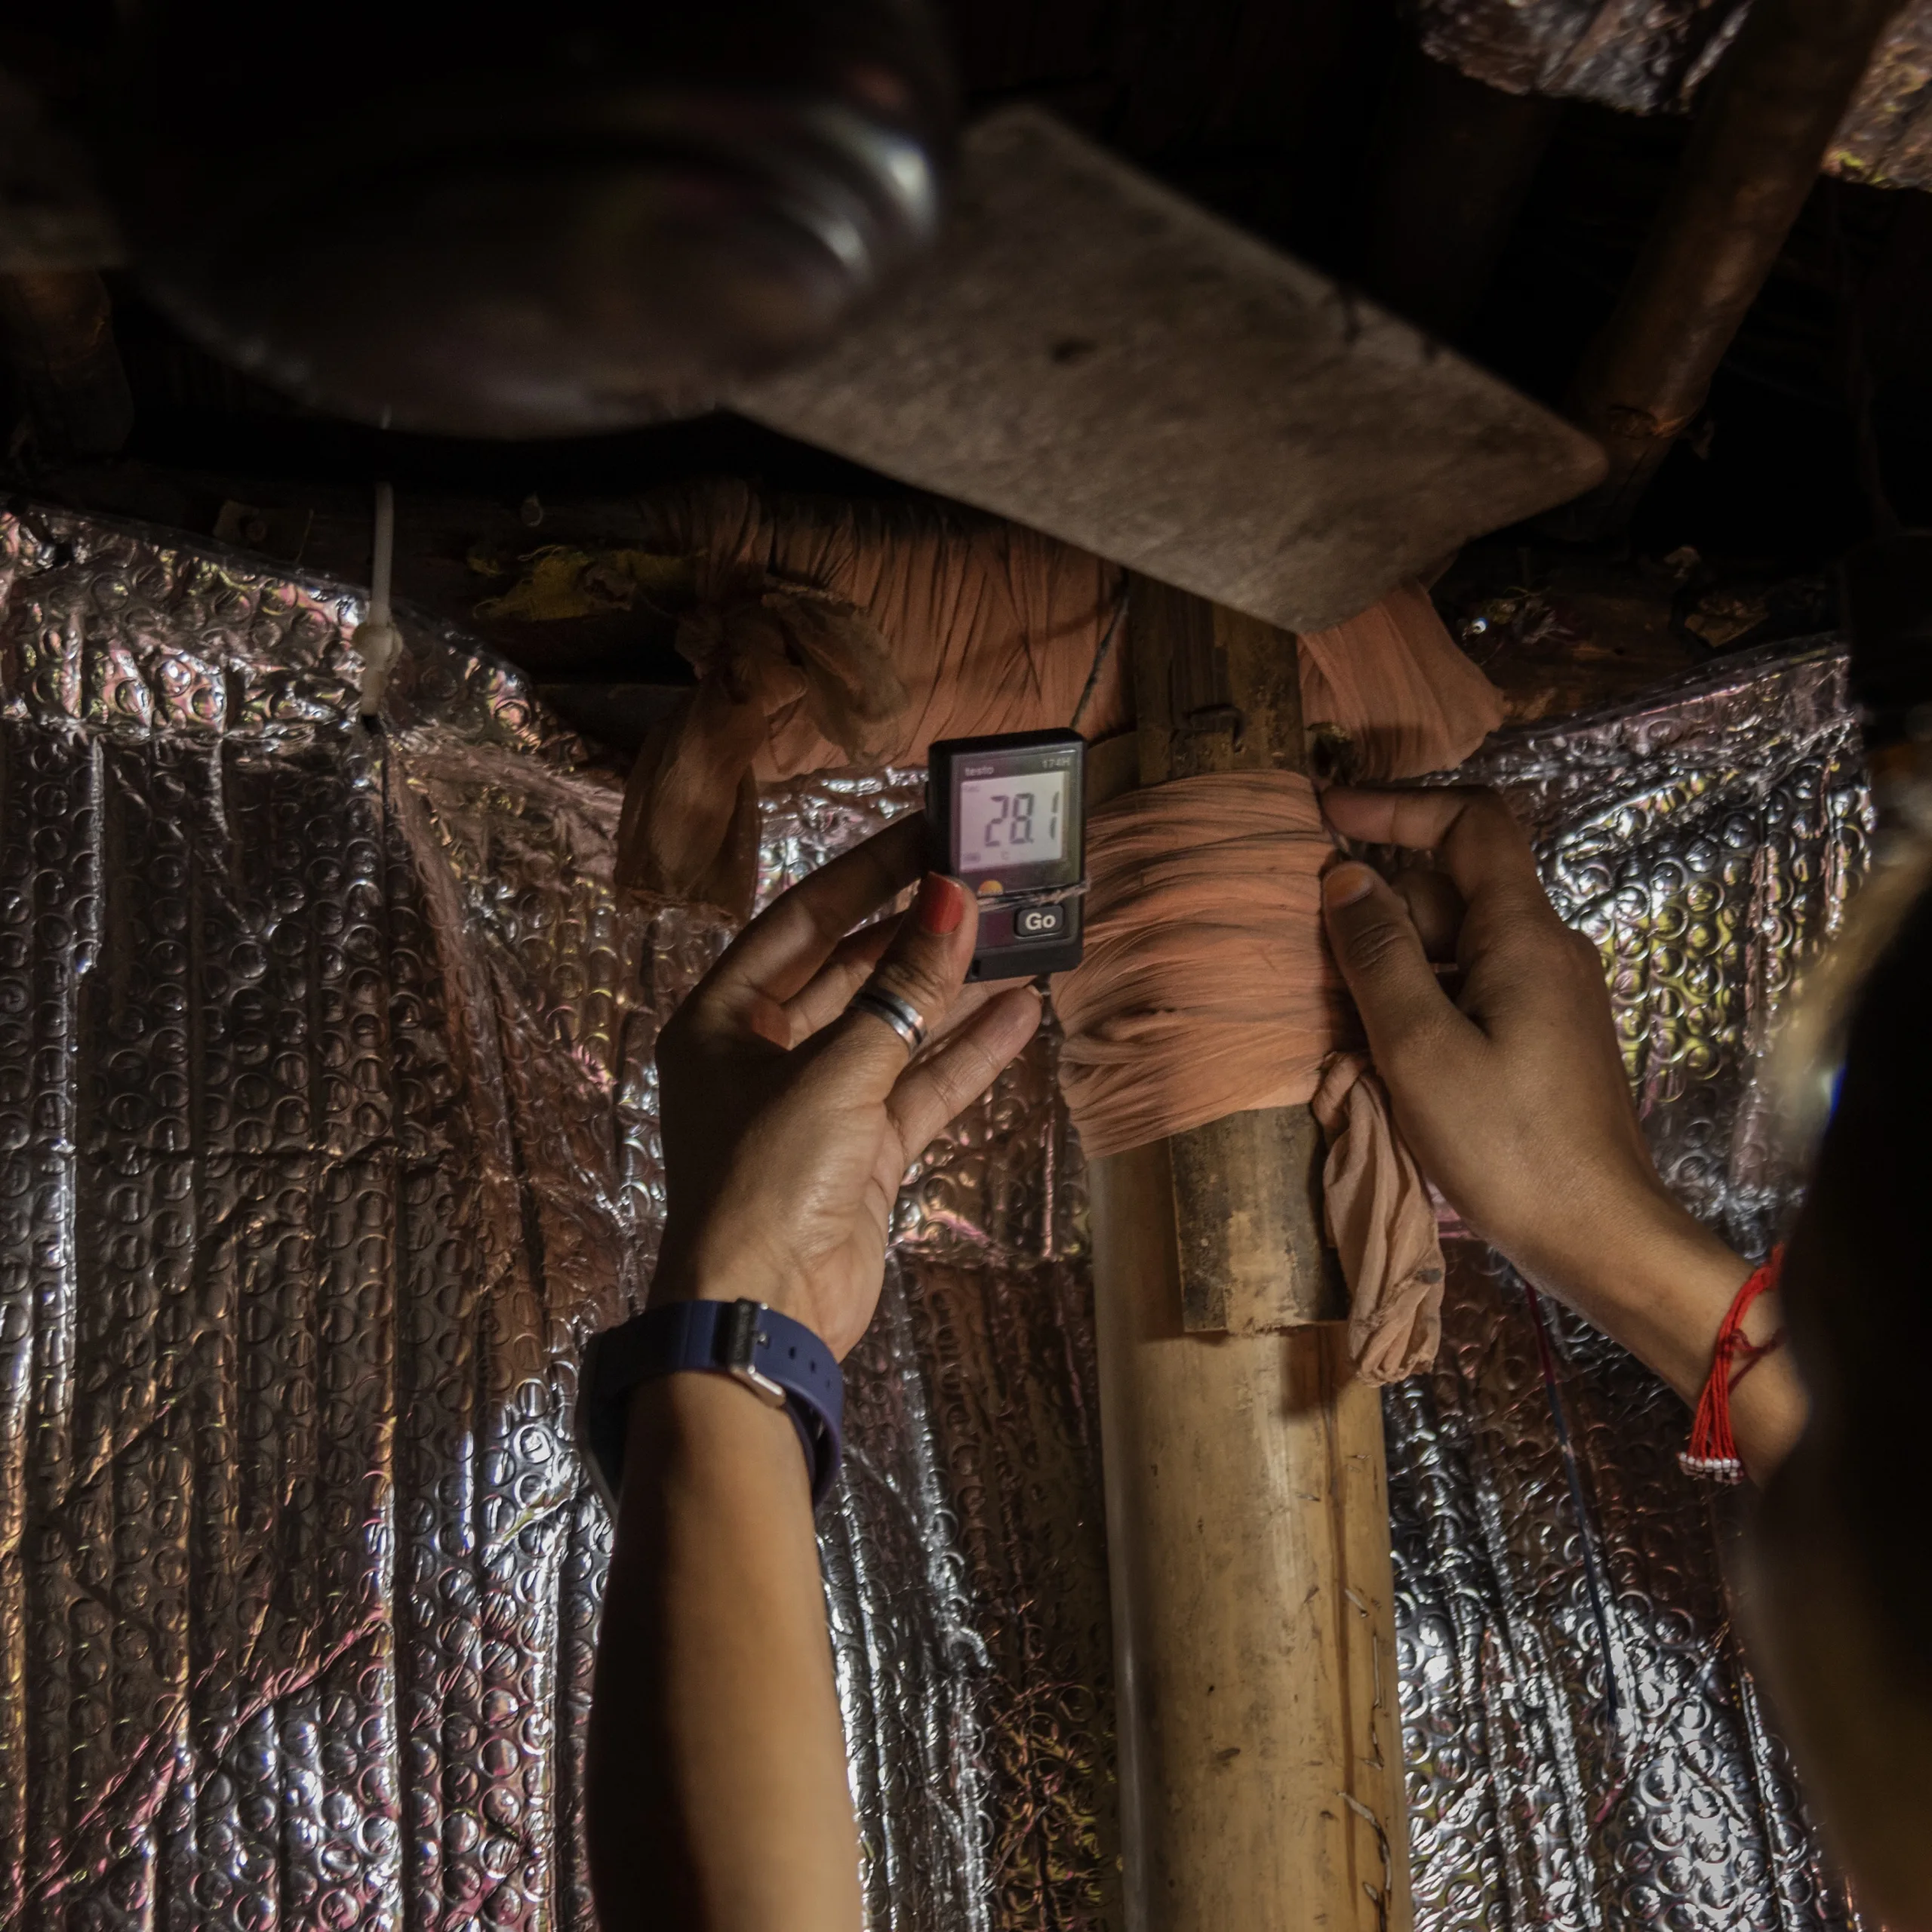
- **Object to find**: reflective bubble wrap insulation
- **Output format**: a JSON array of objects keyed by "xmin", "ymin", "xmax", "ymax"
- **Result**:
[{"xmin": 0, "ymin": 504, "xmax": 1871, "ymax": 1932}]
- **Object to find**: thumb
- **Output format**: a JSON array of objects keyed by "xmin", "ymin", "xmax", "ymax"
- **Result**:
[
  {"xmin": 823, "ymin": 872, "xmax": 979, "ymax": 1087},
  {"xmin": 1321, "ymin": 861, "xmax": 1461, "ymax": 1064}
]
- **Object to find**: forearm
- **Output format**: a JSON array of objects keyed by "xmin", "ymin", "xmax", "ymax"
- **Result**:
[
  {"xmin": 1525, "ymin": 1185, "xmax": 1805, "ymax": 1485},
  {"xmin": 587, "ymin": 1372, "xmax": 860, "ymax": 1932},
  {"xmin": 1315, "ymin": 792, "xmax": 1808, "ymax": 1486}
]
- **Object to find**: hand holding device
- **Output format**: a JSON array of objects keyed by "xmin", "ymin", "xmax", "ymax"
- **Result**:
[
  {"xmin": 650, "ymin": 811, "xmax": 1044, "ymax": 1361},
  {"xmin": 592, "ymin": 815, "xmax": 1040, "ymax": 1932}
]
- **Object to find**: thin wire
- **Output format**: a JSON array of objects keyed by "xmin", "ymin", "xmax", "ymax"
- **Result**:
[{"xmin": 1069, "ymin": 583, "xmax": 1130, "ymax": 732}]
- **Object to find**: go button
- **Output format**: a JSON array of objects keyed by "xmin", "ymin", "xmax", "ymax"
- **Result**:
[{"xmin": 1014, "ymin": 903, "xmax": 1065, "ymax": 939}]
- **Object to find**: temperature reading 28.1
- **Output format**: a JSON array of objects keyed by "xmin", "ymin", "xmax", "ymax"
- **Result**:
[{"xmin": 955, "ymin": 772, "xmax": 1067, "ymax": 872}]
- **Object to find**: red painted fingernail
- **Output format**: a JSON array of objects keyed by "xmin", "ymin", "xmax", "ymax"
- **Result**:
[{"xmin": 915, "ymin": 873, "xmax": 967, "ymax": 935}]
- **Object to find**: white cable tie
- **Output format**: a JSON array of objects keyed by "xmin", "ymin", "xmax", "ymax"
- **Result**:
[{"xmin": 355, "ymin": 615, "xmax": 404, "ymax": 719}]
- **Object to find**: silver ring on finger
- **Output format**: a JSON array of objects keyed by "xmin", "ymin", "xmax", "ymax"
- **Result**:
[{"xmin": 847, "ymin": 983, "xmax": 928, "ymax": 1057}]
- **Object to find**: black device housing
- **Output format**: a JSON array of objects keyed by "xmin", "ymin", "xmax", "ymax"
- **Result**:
[{"xmin": 926, "ymin": 728, "xmax": 1085, "ymax": 980}]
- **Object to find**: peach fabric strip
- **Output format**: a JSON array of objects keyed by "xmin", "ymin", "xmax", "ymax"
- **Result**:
[
  {"xmin": 650, "ymin": 482, "xmax": 1133, "ymax": 779},
  {"xmin": 617, "ymin": 484, "xmax": 1130, "ymax": 916},
  {"xmin": 1054, "ymin": 771, "xmax": 1355, "ymax": 1158},
  {"xmin": 616, "ymin": 580, "xmax": 912, "ymax": 917},
  {"xmin": 1299, "ymin": 580, "xmax": 1503, "ymax": 782},
  {"xmin": 1310, "ymin": 1054, "xmax": 1445, "ymax": 1384},
  {"xmin": 1056, "ymin": 772, "xmax": 1450, "ymax": 1381},
  {"xmin": 615, "ymin": 476, "xmax": 1502, "ymax": 918}
]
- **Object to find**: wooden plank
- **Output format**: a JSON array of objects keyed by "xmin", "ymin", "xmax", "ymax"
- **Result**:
[{"xmin": 734, "ymin": 108, "xmax": 1606, "ymax": 635}]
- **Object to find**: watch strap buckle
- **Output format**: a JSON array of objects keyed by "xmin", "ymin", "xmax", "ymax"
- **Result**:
[
  {"xmin": 718, "ymin": 1297, "xmax": 789, "ymax": 1407},
  {"xmin": 580, "ymin": 1294, "xmax": 844, "ymax": 1511}
]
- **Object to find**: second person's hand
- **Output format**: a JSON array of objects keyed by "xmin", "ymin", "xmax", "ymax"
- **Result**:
[
  {"xmin": 1318, "ymin": 785, "xmax": 1672, "ymax": 1295},
  {"xmin": 651, "ymin": 811, "xmax": 1042, "ymax": 1360},
  {"xmin": 1318, "ymin": 786, "xmax": 1801, "ymax": 1475}
]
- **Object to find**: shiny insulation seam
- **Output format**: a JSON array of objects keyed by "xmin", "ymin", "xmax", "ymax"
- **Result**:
[{"xmin": 0, "ymin": 504, "xmax": 1870, "ymax": 1932}]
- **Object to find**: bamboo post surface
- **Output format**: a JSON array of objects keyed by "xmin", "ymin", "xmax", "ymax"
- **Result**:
[{"xmin": 1089, "ymin": 577, "xmax": 1410, "ymax": 1932}]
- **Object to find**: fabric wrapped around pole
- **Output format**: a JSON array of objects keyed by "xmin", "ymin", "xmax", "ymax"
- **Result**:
[
  {"xmin": 1053, "ymin": 771, "xmax": 1448, "ymax": 1380},
  {"xmin": 614, "ymin": 483, "xmax": 1502, "ymax": 919},
  {"xmin": 611, "ymin": 485, "xmax": 1496, "ymax": 1374},
  {"xmin": 1312, "ymin": 1053, "xmax": 1445, "ymax": 1382},
  {"xmin": 1054, "ymin": 772, "xmax": 1349, "ymax": 1155}
]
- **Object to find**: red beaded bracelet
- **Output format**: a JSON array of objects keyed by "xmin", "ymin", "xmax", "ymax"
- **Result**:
[{"xmin": 1678, "ymin": 1247, "xmax": 1786, "ymax": 1484}]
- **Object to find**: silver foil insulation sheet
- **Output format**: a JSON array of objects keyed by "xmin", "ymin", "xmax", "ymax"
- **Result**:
[{"xmin": 0, "ymin": 506, "xmax": 1869, "ymax": 1932}]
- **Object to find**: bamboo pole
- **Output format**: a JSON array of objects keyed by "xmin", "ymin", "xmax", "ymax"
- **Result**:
[
  {"xmin": 1552, "ymin": 0, "xmax": 1905, "ymax": 535},
  {"xmin": 1088, "ymin": 578, "xmax": 1410, "ymax": 1932}
]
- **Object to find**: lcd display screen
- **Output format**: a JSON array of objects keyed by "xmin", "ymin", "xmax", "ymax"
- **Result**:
[{"xmin": 955, "ymin": 771, "xmax": 1067, "ymax": 872}]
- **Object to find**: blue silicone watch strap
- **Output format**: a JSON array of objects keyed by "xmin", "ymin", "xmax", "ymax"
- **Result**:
[{"xmin": 583, "ymin": 1298, "xmax": 844, "ymax": 1509}]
